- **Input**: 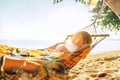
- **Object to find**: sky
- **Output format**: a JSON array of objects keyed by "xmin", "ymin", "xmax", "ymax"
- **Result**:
[{"xmin": 0, "ymin": 0, "xmax": 93, "ymax": 40}]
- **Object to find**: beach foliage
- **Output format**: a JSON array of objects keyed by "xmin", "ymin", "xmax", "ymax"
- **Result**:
[{"xmin": 53, "ymin": 0, "xmax": 120, "ymax": 31}]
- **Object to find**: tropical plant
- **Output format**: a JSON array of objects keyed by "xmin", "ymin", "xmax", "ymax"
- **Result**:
[{"xmin": 53, "ymin": 0, "xmax": 120, "ymax": 31}]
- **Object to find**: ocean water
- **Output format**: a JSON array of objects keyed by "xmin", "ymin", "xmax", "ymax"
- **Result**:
[
  {"xmin": 0, "ymin": 38, "xmax": 120, "ymax": 55},
  {"xmin": 90, "ymin": 38, "xmax": 120, "ymax": 54}
]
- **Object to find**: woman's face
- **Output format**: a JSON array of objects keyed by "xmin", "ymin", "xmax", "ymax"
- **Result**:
[{"xmin": 72, "ymin": 33, "xmax": 83, "ymax": 49}]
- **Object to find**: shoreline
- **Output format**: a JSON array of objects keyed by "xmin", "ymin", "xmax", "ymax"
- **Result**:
[{"xmin": 89, "ymin": 50, "xmax": 120, "ymax": 57}]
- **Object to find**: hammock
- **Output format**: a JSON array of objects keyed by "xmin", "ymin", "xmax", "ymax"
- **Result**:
[{"xmin": 0, "ymin": 40, "xmax": 91, "ymax": 80}]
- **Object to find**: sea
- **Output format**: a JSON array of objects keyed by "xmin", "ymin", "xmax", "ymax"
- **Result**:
[{"xmin": 0, "ymin": 38, "xmax": 120, "ymax": 55}]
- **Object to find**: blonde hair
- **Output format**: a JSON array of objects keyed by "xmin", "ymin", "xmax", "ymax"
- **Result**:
[{"xmin": 75, "ymin": 31, "xmax": 92, "ymax": 45}]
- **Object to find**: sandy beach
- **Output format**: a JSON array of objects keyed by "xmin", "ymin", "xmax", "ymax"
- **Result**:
[{"xmin": 69, "ymin": 50, "xmax": 120, "ymax": 80}]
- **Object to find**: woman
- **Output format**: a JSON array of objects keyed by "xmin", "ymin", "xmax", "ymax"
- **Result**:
[{"xmin": 45, "ymin": 31, "xmax": 92, "ymax": 53}]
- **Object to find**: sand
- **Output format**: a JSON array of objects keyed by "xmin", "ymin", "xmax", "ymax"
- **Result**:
[{"xmin": 68, "ymin": 50, "xmax": 120, "ymax": 80}]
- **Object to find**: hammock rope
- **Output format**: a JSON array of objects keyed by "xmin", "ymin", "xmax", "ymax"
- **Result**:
[
  {"xmin": 66, "ymin": 1, "xmax": 109, "ymax": 49},
  {"xmin": 85, "ymin": 1, "xmax": 109, "ymax": 49}
]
